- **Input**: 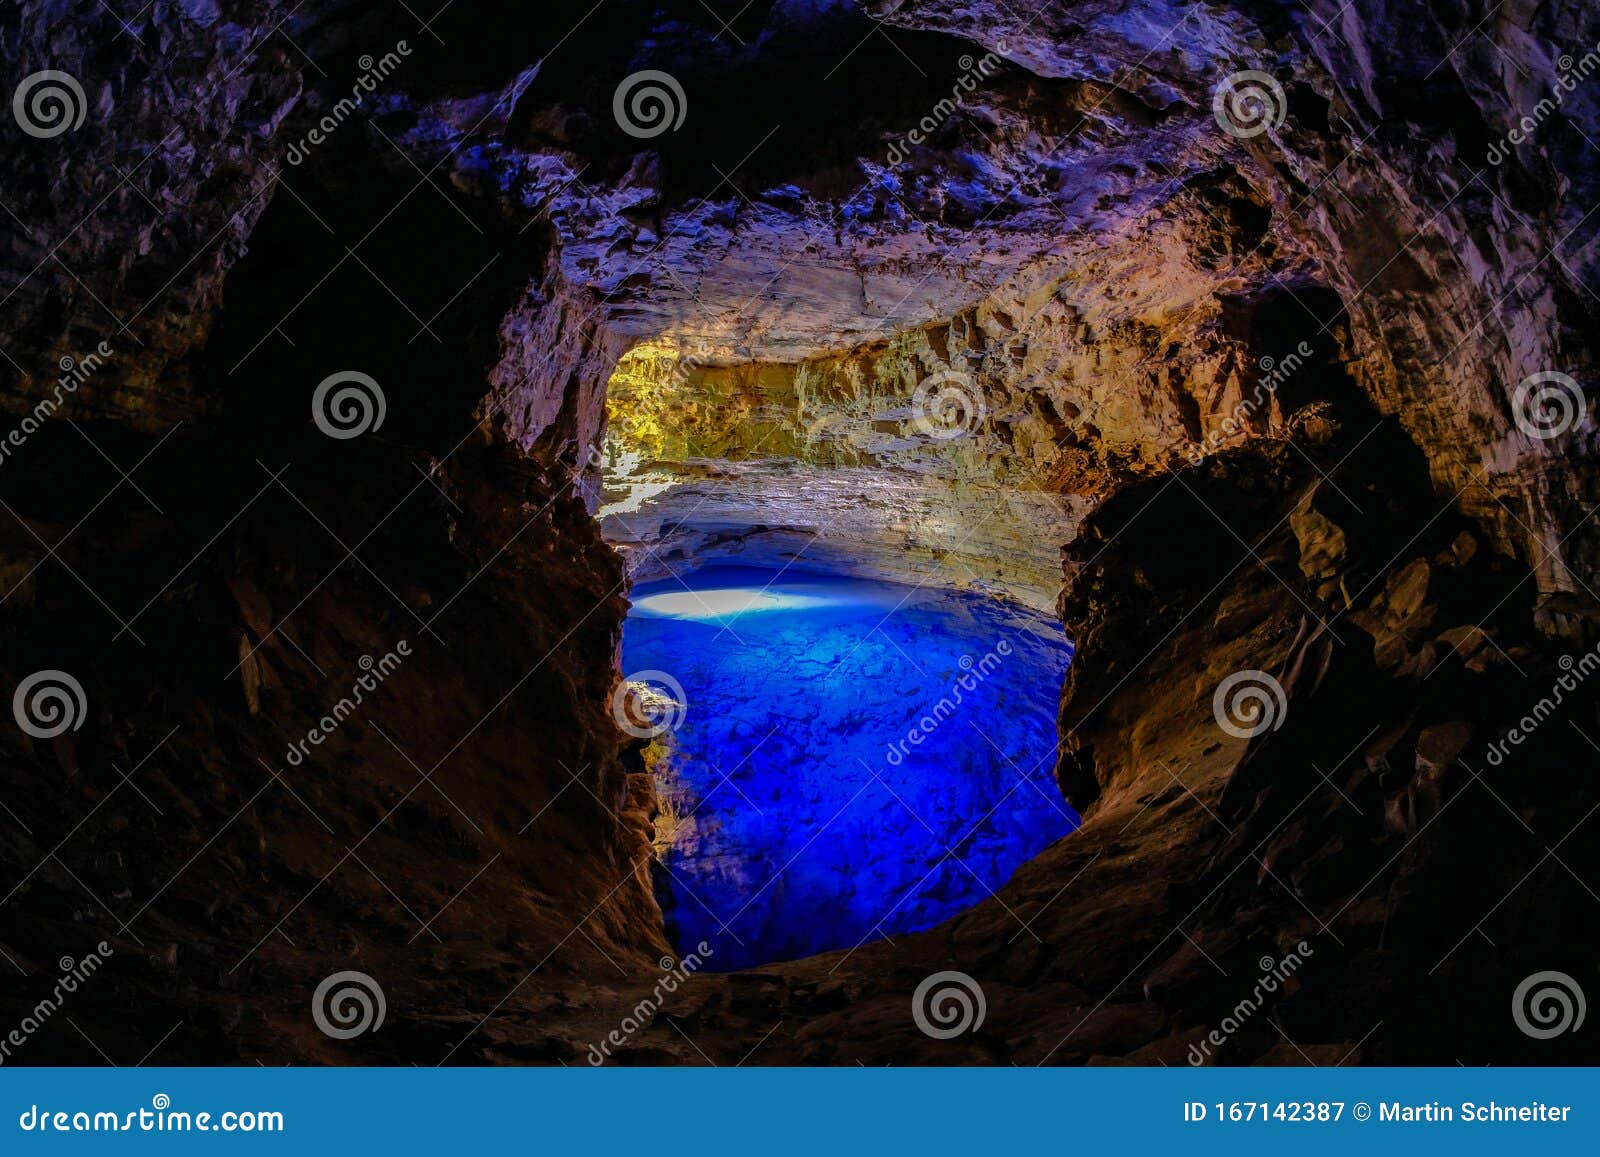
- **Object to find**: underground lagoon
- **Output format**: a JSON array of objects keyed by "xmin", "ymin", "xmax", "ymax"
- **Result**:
[{"xmin": 616, "ymin": 566, "xmax": 1078, "ymax": 970}]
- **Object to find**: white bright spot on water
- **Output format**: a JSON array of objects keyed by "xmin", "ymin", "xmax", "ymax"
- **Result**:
[{"xmin": 631, "ymin": 586, "xmax": 834, "ymax": 623}]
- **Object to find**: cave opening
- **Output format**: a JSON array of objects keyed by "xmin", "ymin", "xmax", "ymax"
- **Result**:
[{"xmin": 597, "ymin": 342, "xmax": 1082, "ymax": 969}]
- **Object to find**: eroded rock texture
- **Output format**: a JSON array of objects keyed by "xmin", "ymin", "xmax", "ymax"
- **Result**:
[{"xmin": 0, "ymin": 0, "xmax": 1596, "ymax": 1064}]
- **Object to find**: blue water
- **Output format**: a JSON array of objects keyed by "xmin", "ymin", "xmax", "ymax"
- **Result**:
[{"xmin": 621, "ymin": 566, "xmax": 1077, "ymax": 970}]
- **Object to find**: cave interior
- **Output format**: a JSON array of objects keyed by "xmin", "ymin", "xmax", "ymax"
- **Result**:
[{"xmin": 0, "ymin": 0, "xmax": 1597, "ymax": 1067}]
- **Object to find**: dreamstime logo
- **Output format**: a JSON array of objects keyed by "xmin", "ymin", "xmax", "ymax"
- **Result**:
[
  {"xmin": 1184, "ymin": 341, "xmax": 1314, "ymax": 464},
  {"xmin": 1212, "ymin": 669, "xmax": 1287, "ymax": 739},
  {"xmin": 1486, "ymin": 40, "xmax": 1600, "ymax": 165},
  {"xmin": 1188, "ymin": 942, "xmax": 1315, "ymax": 1065},
  {"xmin": 885, "ymin": 638, "xmax": 1013, "ymax": 766},
  {"xmin": 312, "ymin": 370, "xmax": 386, "ymax": 439},
  {"xmin": 613, "ymin": 70, "xmax": 687, "ymax": 139},
  {"xmin": 1212, "ymin": 70, "xmax": 1287, "ymax": 139},
  {"xmin": 912, "ymin": 970, "xmax": 986, "ymax": 1039},
  {"xmin": 1484, "ymin": 645, "xmax": 1600, "ymax": 766},
  {"xmin": 882, "ymin": 47, "xmax": 1006, "ymax": 165},
  {"xmin": 12, "ymin": 670, "xmax": 87, "ymax": 739},
  {"xmin": 586, "ymin": 943, "xmax": 714, "ymax": 1064},
  {"xmin": 1512, "ymin": 370, "xmax": 1586, "ymax": 440},
  {"xmin": 284, "ymin": 40, "xmax": 412, "ymax": 165},
  {"xmin": 284, "ymin": 643, "xmax": 411, "ymax": 767},
  {"xmin": 311, "ymin": 970, "xmax": 386, "ymax": 1039},
  {"xmin": 0, "ymin": 341, "xmax": 116, "ymax": 470},
  {"xmin": 1512, "ymin": 970, "xmax": 1586, "ymax": 1040},
  {"xmin": 12, "ymin": 70, "xmax": 87, "ymax": 139},
  {"xmin": 910, "ymin": 369, "xmax": 986, "ymax": 441},
  {"xmin": 611, "ymin": 670, "xmax": 687, "ymax": 739},
  {"xmin": 0, "ymin": 942, "xmax": 113, "ymax": 1065},
  {"xmin": 17, "ymin": 1093, "xmax": 283, "ymax": 1133}
]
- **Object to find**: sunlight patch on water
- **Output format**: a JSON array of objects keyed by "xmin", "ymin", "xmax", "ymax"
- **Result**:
[{"xmin": 631, "ymin": 586, "xmax": 836, "ymax": 622}]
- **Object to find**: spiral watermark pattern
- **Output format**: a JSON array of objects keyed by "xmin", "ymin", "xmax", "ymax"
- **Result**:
[
  {"xmin": 911, "ymin": 970, "xmax": 986, "ymax": 1039},
  {"xmin": 1212, "ymin": 669, "xmax": 1287, "ymax": 739},
  {"xmin": 1512, "ymin": 370, "xmax": 1585, "ymax": 440},
  {"xmin": 1212, "ymin": 70, "xmax": 1287, "ymax": 139},
  {"xmin": 12, "ymin": 70, "xmax": 87, "ymax": 139},
  {"xmin": 311, "ymin": 370, "xmax": 386, "ymax": 439},
  {"xmin": 1512, "ymin": 970, "xmax": 1586, "ymax": 1039},
  {"xmin": 613, "ymin": 70, "xmax": 687, "ymax": 139},
  {"xmin": 13, "ymin": 670, "xmax": 87, "ymax": 739},
  {"xmin": 312, "ymin": 970, "xmax": 386, "ymax": 1039},
  {"xmin": 611, "ymin": 669, "xmax": 687, "ymax": 739},
  {"xmin": 910, "ymin": 370, "xmax": 986, "ymax": 441}
]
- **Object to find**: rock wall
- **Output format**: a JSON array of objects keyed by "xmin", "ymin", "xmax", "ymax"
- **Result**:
[
  {"xmin": 597, "ymin": 328, "xmax": 1089, "ymax": 609},
  {"xmin": 0, "ymin": 0, "xmax": 667, "ymax": 1064}
]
